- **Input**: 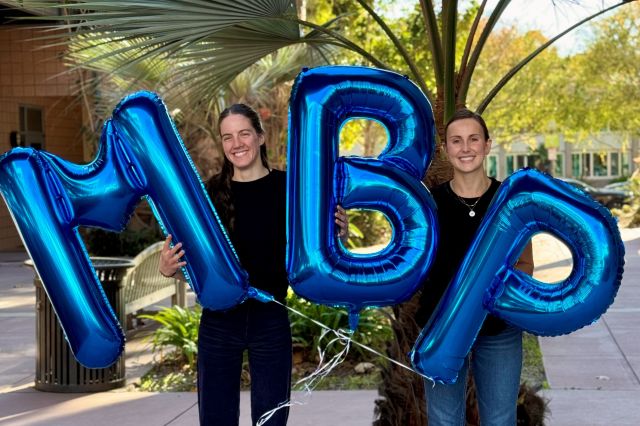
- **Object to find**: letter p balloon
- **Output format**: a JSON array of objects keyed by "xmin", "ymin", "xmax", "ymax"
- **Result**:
[{"xmin": 411, "ymin": 169, "xmax": 624, "ymax": 383}]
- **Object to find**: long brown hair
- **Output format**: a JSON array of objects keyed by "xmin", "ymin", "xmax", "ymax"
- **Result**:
[{"xmin": 207, "ymin": 104, "xmax": 269, "ymax": 231}]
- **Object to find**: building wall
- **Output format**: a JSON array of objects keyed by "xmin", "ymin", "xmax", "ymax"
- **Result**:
[
  {"xmin": 489, "ymin": 133, "xmax": 639, "ymax": 185},
  {"xmin": 0, "ymin": 26, "xmax": 84, "ymax": 251}
]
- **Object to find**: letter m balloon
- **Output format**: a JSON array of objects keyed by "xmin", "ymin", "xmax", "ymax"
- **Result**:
[{"xmin": 0, "ymin": 92, "xmax": 261, "ymax": 368}]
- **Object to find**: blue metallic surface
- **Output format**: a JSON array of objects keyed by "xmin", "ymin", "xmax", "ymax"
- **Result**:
[
  {"xmin": 286, "ymin": 66, "xmax": 438, "ymax": 328},
  {"xmin": 0, "ymin": 148, "xmax": 127, "ymax": 368},
  {"xmin": 111, "ymin": 93, "xmax": 256, "ymax": 310},
  {"xmin": 0, "ymin": 70, "xmax": 625, "ymax": 372},
  {"xmin": 410, "ymin": 168, "xmax": 625, "ymax": 383},
  {"xmin": 0, "ymin": 92, "xmax": 263, "ymax": 367}
]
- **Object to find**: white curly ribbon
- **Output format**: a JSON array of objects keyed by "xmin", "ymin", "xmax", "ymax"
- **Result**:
[{"xmin": 256, "ymin": 299, "xmax": 430, "ymax": 425}]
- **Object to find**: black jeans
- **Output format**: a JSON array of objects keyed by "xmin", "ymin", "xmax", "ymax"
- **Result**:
[{"xmin": 197, "ymin": 299, "xmax": 292, "ymax": 426}]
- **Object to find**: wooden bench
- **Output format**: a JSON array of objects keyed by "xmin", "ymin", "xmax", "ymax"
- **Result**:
[{"xmin": 122, "ymin": 241, "xmax": 186, "ymax": 325}]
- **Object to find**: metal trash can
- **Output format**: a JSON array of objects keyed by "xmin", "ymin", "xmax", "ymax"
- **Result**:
[{"xmin": 26, "ymin": 257, "xmax": 134, "ymax": 392}]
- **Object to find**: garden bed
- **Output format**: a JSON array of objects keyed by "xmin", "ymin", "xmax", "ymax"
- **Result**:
[{"xmin": 137, "ymin": 334, "xmax": 546, "ymax": 392}]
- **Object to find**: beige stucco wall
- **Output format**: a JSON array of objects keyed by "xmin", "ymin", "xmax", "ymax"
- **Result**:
[{"xmin": 0, "ymin": 26, "xmax": 84, "ymax": 251}]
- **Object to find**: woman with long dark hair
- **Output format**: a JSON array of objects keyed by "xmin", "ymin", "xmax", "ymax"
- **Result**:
[{"xmin": 159, "ymin": 104, "xmax": 347, "ymax": 426}]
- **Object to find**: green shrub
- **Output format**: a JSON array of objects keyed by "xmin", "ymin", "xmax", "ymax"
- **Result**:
[
  {"xmin": 287, "ymin": 291, "xmax": 393, "ymax": 362},
  {"xmin": 139, "ymin": 367, "xmax": 197, "ymax": 392},
  {"xmin": 139, "ymin": 305, "xmax": 201, "ymax": 370},
  {"xmin": 522, "ymin": 332, "xmax": 548, "ymax": 389},
  {"xmin": 346, "ymin": 209, "xmax": 392, "ymax": 249}
]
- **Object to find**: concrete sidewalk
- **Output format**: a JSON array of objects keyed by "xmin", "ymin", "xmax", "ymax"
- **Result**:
[
  {"xmin": 0, "ymin": 389, "xmax": 378, "ymax": 425},
  {"xmin": 0, "ymin": 253, "xmax": 379, "ymax": 425},
  {"xmin": 1, "ymin": 228, "xmax": 639, "ymax": 425},
  {"xmin": 536, "ymin": 228, "xmax": 640, "ymax": 426}
]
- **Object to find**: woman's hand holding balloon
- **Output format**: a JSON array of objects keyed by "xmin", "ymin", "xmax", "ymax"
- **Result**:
[
  {"xmin": 335, "ymin": 205, "xmax": 349, "ymax": 243},
  {"xmin": 159, "ymin": 234, "xmax": 187, "ymax": 278}
]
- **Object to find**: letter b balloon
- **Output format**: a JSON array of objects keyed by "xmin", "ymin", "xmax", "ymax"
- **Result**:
[{"xmin": 287, "ymin": 66, "xmax": 439, "ymax": 329}]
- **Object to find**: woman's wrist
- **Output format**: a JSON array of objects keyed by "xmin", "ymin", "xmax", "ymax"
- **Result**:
[{"xmin": 159, "ymin": 269, "xmax": 177, "ymax": 278}]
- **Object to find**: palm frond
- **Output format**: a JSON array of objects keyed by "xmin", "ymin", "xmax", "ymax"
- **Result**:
[
  {"xmin": 21, "ymin": 0, "xmax": 302, "ymax": 93},
  {"xmin": 21, "ymin": 0, "xmax": 363, "ymax": 106}
]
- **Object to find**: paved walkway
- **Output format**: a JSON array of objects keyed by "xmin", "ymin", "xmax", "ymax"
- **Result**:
[
  {"xmin": 535, "ymin": 228, "xmax": 640, "ymax": 425},
  {"xmin": 0, "ymin": 253, "xmax": 378, "ymax": 425},
  {"xmin": 0, "ymin": 227, "xmax": 639, "ymax": 425}
]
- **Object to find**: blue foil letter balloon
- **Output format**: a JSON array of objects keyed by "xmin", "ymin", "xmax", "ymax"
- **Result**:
[
  {"xmin": 0, "ymin": 92, "xmax": 265, "ymax": 368},
  {"xmin": 411, "ymin": 169, "xmax": 624, "ymax": 383},
  {"xmin": 287, "ymin": 66, "xmax": 439, "ymax": 328}
]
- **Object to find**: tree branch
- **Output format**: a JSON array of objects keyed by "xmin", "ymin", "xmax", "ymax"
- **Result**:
[
  {"xmin": 354, "ymin": 0, "xmax": 433, "ymax": 101},
  {"xmin": 442, "ymin": 0, "xmax": 458, "ymax": 122},
  {"xmin": 418, "ymin": 0, "xmax": 444, "ymax": 89},
  {"xmin": 476, "ymin": 0, "xmax": 637, "ymax": 113},
  {"xmin": 458, "ymin": 0, "xmax": 488, "ymax": 104},
  {"xmin": 458, "ymin": 0, "xmax": 510, "ymax": 104}
]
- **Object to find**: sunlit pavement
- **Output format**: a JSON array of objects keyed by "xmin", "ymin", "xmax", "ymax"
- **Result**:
[
  {"xmin": 1, "ymin": 228, "xmax": 639, "ymax": 425},
  {"xmin": 536, "ymin": 228, "xmax": 640, "ymax": 426}
]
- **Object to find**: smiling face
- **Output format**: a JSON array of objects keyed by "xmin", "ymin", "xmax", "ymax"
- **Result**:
[
  {"xmin": 444, "ymin": 117, "xmax": 492, "ymax": 175},
  {"xmin": 219, "ymin": 113, "xmax": 265, "ymax": 174}
]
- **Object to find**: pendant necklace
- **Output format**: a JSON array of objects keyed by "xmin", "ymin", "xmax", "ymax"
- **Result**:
[
  {"xmin": 451, "ymin": 180, "xmax": 490, "ymax": 218},
  {"xmin": 455, "ymin": 195, "xmax": 481, "ymax": 217}
]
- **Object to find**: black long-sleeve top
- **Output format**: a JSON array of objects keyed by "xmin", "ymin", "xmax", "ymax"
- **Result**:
[
  {"xmin": 416, "ymin": 178, "xmax": 507, "ymax": 336},
  {"xmin": 229, "ymin": 169, "xmax": 289, "ymax": 302}
]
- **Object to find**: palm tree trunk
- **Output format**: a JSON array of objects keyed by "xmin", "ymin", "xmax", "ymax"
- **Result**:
[
  {"xmin": 373, "ymin": 293, "xmax": 426, "ymax": 426},
  {"xmin": 374, "ymin": 114, "xmax": 461, "ymax": 425}
]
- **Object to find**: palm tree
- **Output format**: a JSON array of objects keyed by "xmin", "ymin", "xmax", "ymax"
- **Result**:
[
  {"xmin": 20, "ymin": 0, "xmax": 637, "ymax": 172},
  {"xmin": 18, "ymin": 0, "xmax": 638, "ymax": 423},
  {"xmin": 66, "ymin": 33, "xmax": 326, "ymax": 171},
  {"xmin": 65, "ymin": 37, "xmax": 323, "ymax": 255}
]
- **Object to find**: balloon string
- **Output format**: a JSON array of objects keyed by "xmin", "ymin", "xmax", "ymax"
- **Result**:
[
  {"xmin": 278, "ymin": 299, "xmax": 430, "ymax": 380},
  {"xmin": 257, "ymin": 306, "xmax": 352, "ymax": 425},
  {"xmin": 294, "ymin": 327, "xmax": 352, "ymax": 391},
  {"xmin": 257, "ymin": 300, "xmax": 432, "ymax": 425},
  {"xmin": 256, "ymin": 398, "xmax": 306, "ymax": 426}
]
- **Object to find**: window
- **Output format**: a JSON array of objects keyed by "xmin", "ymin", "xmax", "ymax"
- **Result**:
[
  {"xmin": 593, "ymin": 153, "xmax": 608, "ymax": 177},
  {"xmin": 571, "ymin": 153, "xmax": 581, "ymax": 177},
  {"xmin": 486, "ymin": 155, "xmax": 497, "ymax": 178},
  {"xmin": 582, "ymin": 153, "xmax": 591, "ymax": 178},
  {"xmin": 554, "ymin": 153, "xmax": 564, "ymax": 176},
  {"xmin": 506, "ymin": 155, "xmax": 514, "ymax": 175},
  {"xmin": 505, "ymin": 153, "xmax": 547, "ymax": 176},
  {"xmin": 570, "ymin": 151, "xmax": 624, "ymax": 178},
  {"xmin": 19, "ymin": 105, "xmax": 45, "ymax": 149},
  {"xmin": 610, "ymin": 152, "xmax": 619, "ymax": 176}
]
